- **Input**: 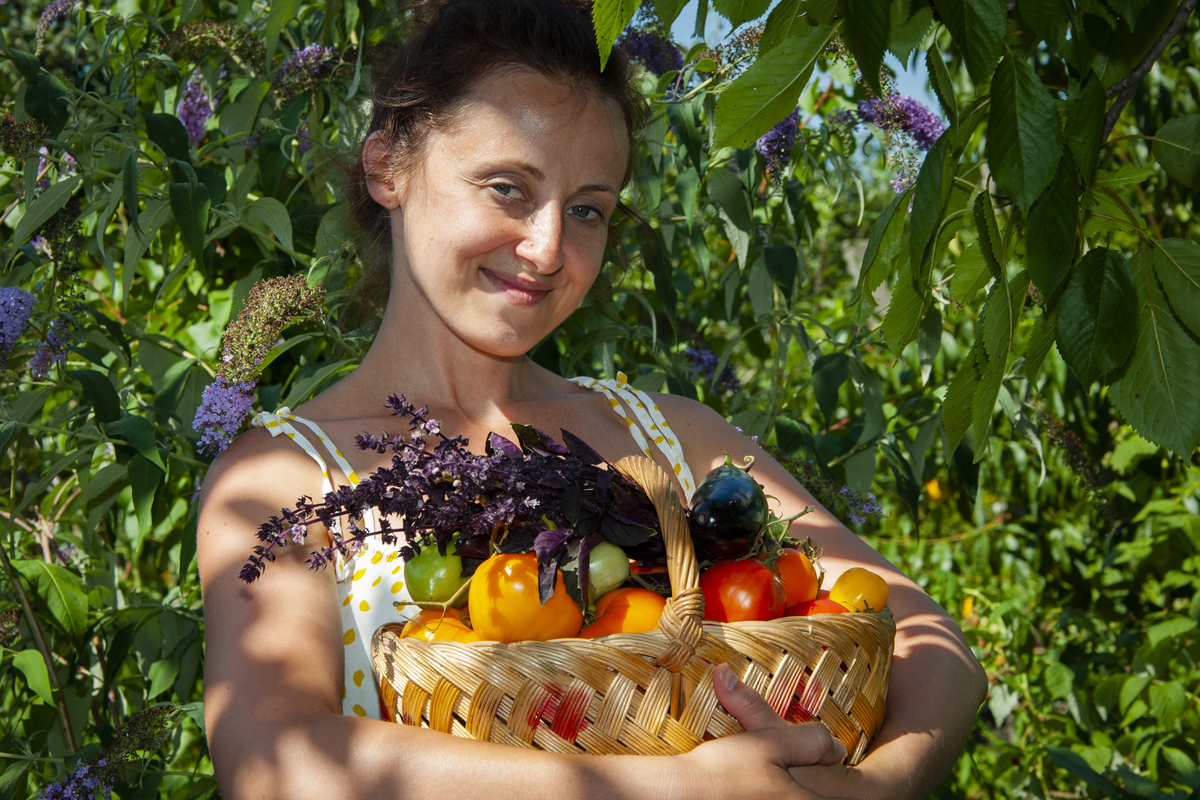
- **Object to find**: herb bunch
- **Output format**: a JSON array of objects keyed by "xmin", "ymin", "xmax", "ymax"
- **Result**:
[{"xmin": 241, "ymin": 395, "xmax": 662, "ymax": 605}]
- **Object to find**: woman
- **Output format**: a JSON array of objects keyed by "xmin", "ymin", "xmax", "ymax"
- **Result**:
[{"xmin": 196, "ymin": 1, "xmax": 987, "ymax": 798}]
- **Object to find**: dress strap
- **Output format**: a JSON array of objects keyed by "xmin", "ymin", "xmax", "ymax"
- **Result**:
[{"xmin": 571, "ymin": 373, "xmax": 697, "ymax": 501}]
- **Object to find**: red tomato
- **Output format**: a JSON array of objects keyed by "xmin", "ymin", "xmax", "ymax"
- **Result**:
[
  {"xmin": 760, "ymin": 548, "xmax": 819, "ymax": 608},
  {"xmin": 700, "ymin": 559, "xmax": 786, "ymax": 623},
  {"xmin": 468, "ymin": 552, "xmax": 583, "ymax": 642},
  {"xmin": 579, "ymin": 588, "xmax": 666, "ymax": 638},
  {"xmin": 786, "ymin": 597, "xmax": 848, "ymax": 616}
]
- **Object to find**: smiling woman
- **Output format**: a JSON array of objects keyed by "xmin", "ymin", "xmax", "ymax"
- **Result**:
[{"xmin": 195, "ymin": 1, "xmax": 985, "ymax": 799}]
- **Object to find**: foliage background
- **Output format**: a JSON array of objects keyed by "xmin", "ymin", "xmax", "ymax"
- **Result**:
[{"xmin": 1, "ymin": 0, "xmax": 1198, "ymax": 797}]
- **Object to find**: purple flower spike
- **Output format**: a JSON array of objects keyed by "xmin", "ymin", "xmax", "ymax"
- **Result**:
[
  {"xmin": 193, "ymin": 377, "xmax": 256, "ymax": 455},
  {"xmin": 177, "ymin": 74, "xmax": 213, "ymax": 145},
  {"xmin": 273, "ymin": 43, "xmax": 339, "ymax": 99},
  {"xmin": 29, "ymin": 316, "xmax": 77, "ymax": 378},
  {"xmin": 0, "ymin": 288, "xmax": 35, "ymax": 366},
  {"xmin": 757, "ymin": 109, "xmax": 799, "ymax": 181},
  {"xmin": 684, "ymin": 347, "xmax": 740, "ymax": 394},
  {"xmin": 619, "ymin": 28, "xmax": 684, "ymax": 76},
  {"xmin": 36, "ymin": 0, "xmax": 78, "ymax": 51}
]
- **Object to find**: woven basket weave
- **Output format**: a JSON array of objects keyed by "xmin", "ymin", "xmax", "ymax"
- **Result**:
[{"xmin": 372, "ymin": 455, "xmax": 895, "ymax": 764}]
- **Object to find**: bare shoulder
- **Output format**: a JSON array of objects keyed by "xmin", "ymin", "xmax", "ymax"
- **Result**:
[{"xmin": 643, "ymin": 392, "xmax": 760, "ymax": 471}]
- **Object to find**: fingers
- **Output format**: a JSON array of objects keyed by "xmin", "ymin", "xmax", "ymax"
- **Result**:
[
  {"xmin": 713, "ymin": 663, "xmax": 788, "ymax": 731},
  {"xmin": 713, "ymin": 663, "xmax": 849, "ymax": 767}
]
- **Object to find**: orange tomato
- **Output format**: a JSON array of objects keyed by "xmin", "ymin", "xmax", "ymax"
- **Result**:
[
  {"xmin": 761, "ymin": 547, "xmax": 819, "ymax": 608},
  {"xmin": 828, "ymin": 567, "xmax": 889, "ymax": 612},
  {"xmin": 468, "ymin": 552, "xmax": 583, "ymax": 642},
  {"xmin": 579, "ymin": 588, "xmax": 666, "ymax": 638},
  {"xmin": 399, "ymin": 607, "xmax": 481, "ymax": 642},
  {"xmin": 786, "ymin": 597, "xmax": 848, "ymax": 616}
]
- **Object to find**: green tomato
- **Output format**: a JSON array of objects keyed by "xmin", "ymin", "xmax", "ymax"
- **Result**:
[
  {"xmin": 587, "ymin": 540, "xmax": 631, "ymax": 600},
  {"xmin": 404, "ymin": 540, "xmax": 470, "ymax": 607}
]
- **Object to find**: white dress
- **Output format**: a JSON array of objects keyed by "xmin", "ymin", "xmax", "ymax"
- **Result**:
[{"xmin": 249, "ymin": 372, "xmax": 697, "ymax": 719}]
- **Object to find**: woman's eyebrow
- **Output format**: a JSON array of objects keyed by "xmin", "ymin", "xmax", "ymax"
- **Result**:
[{"xmin": 504, "ymin": 161, "xmax": 619, "ymax": 197}]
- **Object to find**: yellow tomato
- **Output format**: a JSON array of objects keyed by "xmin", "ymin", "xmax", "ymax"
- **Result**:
[
  {"xmin": 468, "ymin": 553, "xmax": 583, "ymax": 642},
  {"xmin": 579, "ymin": 588, "xmax": 666, "ymax": 638},
  {"xmin": 828, "ymin": 568, "xmax": 889, "ymax": 612},
  {"xmin": 399, "ymin": 607, "xmax": 481, "ymax": 642}
]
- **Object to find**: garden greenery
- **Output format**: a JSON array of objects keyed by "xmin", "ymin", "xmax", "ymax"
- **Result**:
[{"xmin": 1, "ymin": 0, "xmax": 1199, "ymax": 797}]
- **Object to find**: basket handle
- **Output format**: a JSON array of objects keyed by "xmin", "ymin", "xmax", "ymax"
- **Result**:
[{"xmin": 613, "ymin": 456, "xmax": 703, "ymax": 672}]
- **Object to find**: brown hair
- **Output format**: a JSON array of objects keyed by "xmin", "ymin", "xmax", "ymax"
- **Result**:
[{"xmin": 345, "ymin": 0, "xmax": 648, "ymax": 321}]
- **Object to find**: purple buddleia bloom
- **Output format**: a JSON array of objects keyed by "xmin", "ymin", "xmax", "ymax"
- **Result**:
[
  {"xmin": 29, "ymin": 316, "xmax": 77, "ymax": 378},
  {"xmin": 177, "ymin": 74, "xmax": 213, "ymax": 145},
  {"xmin": 193, "ymin": 377, "xmax": 256, "ymax": 455},
  {"xmin": 684, "ymin": 347, "xmax": 740, "ymax": 394},
  {"xmin": 893, "ymin": 96, "xmax": 945, "ymax": 150},
  {"xmin": 36, "ymin": 759, "xmax": 115, "ymax": 800},
  {"xmin": 0, "ymin": 287, "xmax": 36, "ymax": 366},
  {"xmin": 273, "ymin": 43, "xmax": 338, "ymax": 98},
  {"xmin": 36, "ymin": 0, "xmax": 78, "ymax": 52},
  {"xmin": 618, "ymin": 28, "xmax": 683, "ymax": 76},
  {"xmin": 756, "ymin": 109, "xmax": 799, "ymax": 181}
]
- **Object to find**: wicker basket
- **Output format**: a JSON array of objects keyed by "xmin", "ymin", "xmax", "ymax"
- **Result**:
[{"xmin": 372, "ymin": 456, "xmax": 895, "ymax": 764}]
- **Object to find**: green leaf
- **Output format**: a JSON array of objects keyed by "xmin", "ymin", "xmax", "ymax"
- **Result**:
[
  {"xmin": 106, "ymin": 415, "xmax": 166, "ymax": 471},
  {"xmin": 942, "ymin": 344, "xmax": 983, "ymax": 455},
  {"xmin": 1065, "ymin": 71, "xmax": 1105, "ymax": 182},
  {"xmin": 1044, "ymin": 660, "xmax": 1074, "ymax": 700},
  {"xmin": 6, "ymin": 49, "xmax": 41, "ymax": 81},
  {"xmin": 11, "ymin": 174, "xmax": 81, "ymax": 255},
  {"xmin": 747, "ymin": 257, "xmax": 774, "ymax": 318},
  {"xmin": 1149, "ymin": 682, "xmax": 1186, "ymax": 727},
  {"xmin": 651, "ymin": 0, "xmax": 689, "ymax": 26},
  {"xmin": 128, "ymin": 454, "xmax": 164, "ymax": 549},
  {"xmin": 1162, "ymin": 747, "xmax": 1200, "ymax": 790},
  {"xmin": 707, "ymin": 168, "xmax": 752, "ymax": 232},
  {"xmin": 1056, "ymin": 248, "xmax": 1138, "ymax": 386},
  {"xmin": 888, "ymin": 0, "xmax": 934, "ymax": 68},
  {"xmin": 593, "ymin": 0, "xmax": 641, "ymax": 70},
  {"xmin": 881, "ymin": 441, "xmax": 919, "ymax": 520},
  {"xmin": 910, "ymin": 135, "xmax": 953, "ymax": 281},
  {"xmin": 23, "ymin": 74, "xmax": 70, "ymax": 134},
  {"xmin": 931, "ymin": 0, "xmax": 1006, "ymax": 84},
  {"xmin": 264, "ymin": 0, "xmax": 302, "ymax": 65},
  {"xmin": 169, "ymin": 179, "xmax": 211, "ymax": 268},
  {"xmin": 70, "ymin": 369, "xmax": 122, "ymax": 424},
  {"xmin": 241, "ymin": 197, "xmax": 295, "ymax": 253},
  {"xmin": 1146, "ymin": 617, "xmax": 1197, "ymax": 648},
  {"xmin": 950, "ymin": 242, "xmax": 991, "ymax": 303},
  {"xmin": 79, "ymin": 462, "xmax": 127, "ymax": 504},
  {"xmin": 926, "ymin": 45, "xmax": 958, "ymax": 128},
  {"xmin": 1110, "ymin": 251, "xmax": 1200, "ymax": 459},
  {"xmin": 811, "ymin": 352, "xmax": 850, "ymax": 424},
  {"xmin": 179, "ymin": 503, "xmax": 200, "ymax": 580},
  {"xmin": 1120, "ymin": 674, "xmax": 1151, "ymax": 713},
  {"xmin": 917, "ymin": 305, "xmax": 942, "ymax": 385},
  {"xmin": 973, "ymin": 191, "xmax": 1003, "ymax": 275},
  {"xmin": 713, "ymin": 0, "xmax": 771, "ymax": 27},
  {"xmin": 987, "ymin": 52, "xmax": 1064, "ymax": 214},
  {"xmin": 759, "ymin": 0, "xmax": 805, "ymax": 53},
  {"xmin": 144, "ymin": 112, "xmax": 191, "ymax": 162},
  {"xmin": 122, "ymin": 198, "xmax": 171, "ymax": 301},
  {"xmin": 882, "ymin": 266, "xmax": 931, "ymax": 352},
  {"xmin": 1023, "ymin": 304, "xmax": 1057, "ymax": 386},
  {"xmin": 713, "ymin": 25, "xmax": 836, "ymax": 149},
  {"xmin": 12, "ymin": 650, "xmax": 54, "ymax": 705},
  {"xmin": 1047, "ymin": 746, "xmax": 1119, "ymax": 799},
  {"xmin": 775, "ymin": 415, "xmax": 819, "ymax": 459},
  {"xmin": 764, "ymin": 245, "xmax": 799, "ymax": 301},
  {"xmin": 841, "ymin": 0, "xmax": 890, "ymax": 95},
  {"xmin": 854, "ymin": 185, "xmax": 913, "ymax": 311},
  {"xmin": 122, "ymin": 148, "xmax": 142, "ymax": 237},
  {"xmin": 148, "ymin": 658, "xmax": 180, "ymax": 699},
  {"xmin": 1152, "ymin": 114, "xmax": 1200, "ymax": 190},
  {"xmin": 1025, "ymin": 150, "xmax": 1079, "ymax": 296},
  {"xmin": 12, "ymin": 560, "xmax": 89, "ymax": 640},
  {"xmin": 972, "ymin": 271, "xmax": 1027, "ymax": 452},
  {"xmin": 1150, "ymin": 238, "xmax": 1200, "ymax": 338}
]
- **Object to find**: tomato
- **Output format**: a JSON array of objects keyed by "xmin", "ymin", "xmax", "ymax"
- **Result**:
[
  {"xmin": 699, "ymin": 559, "xmax": 786, "ymax": 623},
  {"xmin": 404, "ymin": 539, "xmax": 470, "ymax": 607},
  {"xmin": 468, "ymin": 552, "xmax": 583, "ymax": 642},
  {"xmin": 688, "ymin": 464, "xmax": 769, "ymax": 559},
  {"xmin": 587, "ymin": 540, "xmax": 631, "ymax": 599},
  {"xmin": 399, "ymin": 607, "xmax": 481, "ymax": 642},
  {"xmin": 579, "ymin": 588, "xmax": 666, "ymax": 638},
  {"xmin": 786, "ymin": 597, "xmax": 848, "ymax": 616},
  {"xmin": 760, "ymin": 548, "xmax": 819, "ymax": 608},
  {"xmin": 828, "ymin": 568, "xmax": 889, "ymax": 612}
]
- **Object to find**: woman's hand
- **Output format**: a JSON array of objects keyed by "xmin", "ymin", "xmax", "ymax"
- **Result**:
[{"xmin": 667, "ymin": 664, "xmax": 854, "ymax": 800}]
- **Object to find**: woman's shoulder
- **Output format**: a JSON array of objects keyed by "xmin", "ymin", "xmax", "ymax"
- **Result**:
[{"xmin": 199, "ymin": 425, "xmax": 327, "ymax": 519}]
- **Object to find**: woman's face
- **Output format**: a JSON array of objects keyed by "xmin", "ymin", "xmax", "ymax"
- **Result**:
[{"xmin": 381, "ymin": 69, "xmax": 629, "ymax": 358}]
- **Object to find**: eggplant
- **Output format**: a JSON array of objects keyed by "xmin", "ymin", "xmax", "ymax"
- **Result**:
[{"xmin": 687, "ymin": 462, "xmax": 768, "ymax": 559}]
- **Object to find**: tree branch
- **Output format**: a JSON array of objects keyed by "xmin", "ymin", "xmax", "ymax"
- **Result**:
[{"xmin": 1102, "ymin": 0, "xmax": 1198, "ymax": 142}]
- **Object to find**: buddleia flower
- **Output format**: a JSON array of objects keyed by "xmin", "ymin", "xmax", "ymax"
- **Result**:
[
  {"xmin": 0, "ymin": 287, "xmax": 36, "ymax": 366},
  {"xmin": 273, "ymin": 43, "xmax": 340, "ymax": 100},
  {"xmin": 617, "ymin": 10, "xmax": 683, "ymax": 77},
  {"xmin": 177, "ymin": 74, "xmax": 214, "ymax": 145},
  {"xmin": 36, "ymin": 0, "xmax": 78, "ymax": 54},
  {"xmin": 756, "ymin": 109, "xmax": 799, "ymax": 182}
]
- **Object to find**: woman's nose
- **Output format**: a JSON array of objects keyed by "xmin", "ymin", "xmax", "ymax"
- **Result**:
[{"xmin": 515, "ymin": 206, "xmax": 565, "ymax": 274}]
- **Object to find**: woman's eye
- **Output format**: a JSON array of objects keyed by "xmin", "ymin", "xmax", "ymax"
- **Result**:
[
  {"xmin": 490, "ymin": 183, "xmax": 519, "ymax": 199},
  {"xmin": 569, "ymin": 204, "xmax": 604, "ymax": 221}
]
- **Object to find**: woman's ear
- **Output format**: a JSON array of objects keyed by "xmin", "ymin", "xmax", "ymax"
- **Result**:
[{"xmin": 363, "ymin": 131, "xmax": 402, "ymax": 209}]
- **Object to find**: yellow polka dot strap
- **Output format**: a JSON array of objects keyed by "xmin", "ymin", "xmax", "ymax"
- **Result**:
[
  {"xmin": 570, "ymin": 373, "xmax": 696, "ymax": 501},
  {"xmin": 251, "ymin": 408, "xmax": 337, "ymax": 495}
]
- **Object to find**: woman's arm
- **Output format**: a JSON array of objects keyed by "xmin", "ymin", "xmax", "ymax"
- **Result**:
[
  {"xmin": 654, "ymin": 395, "xmax": 989, "ymax": 800},
  {"xmin": 197, "ymin": 429, "xmax": 851, "ymax": 800}
]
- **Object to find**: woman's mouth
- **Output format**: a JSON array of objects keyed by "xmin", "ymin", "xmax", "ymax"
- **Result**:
[{"xmin": 480, "ymin": 269, "xmax": 552, "ymax": 307}]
